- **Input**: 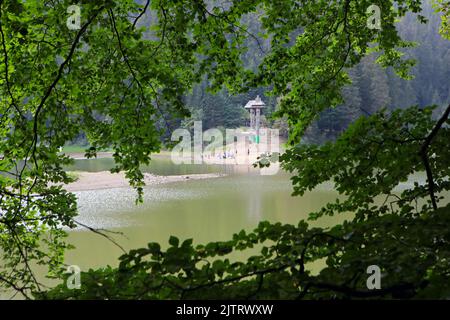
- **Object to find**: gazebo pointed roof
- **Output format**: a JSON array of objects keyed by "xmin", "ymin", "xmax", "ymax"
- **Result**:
[{"xmin": 244, "ymin": 95, "xmax": 266, "ymax": 109}]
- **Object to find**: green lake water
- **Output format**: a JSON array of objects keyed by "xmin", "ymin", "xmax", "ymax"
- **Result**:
[
  {"xmin": 1, "ymin": 156, "xmax": 441, "ymax": 299},
  {"xmin": 64, "ymin": 157, "xmax": 344, "ymax": 270}
]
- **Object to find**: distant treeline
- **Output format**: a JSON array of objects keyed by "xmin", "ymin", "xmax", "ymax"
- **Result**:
[
  {"xmin": 183, "ymin": 1, "xmax": 450, "ymax": 144},
  {"xmin": 71, "ymin": 1, "xmax": 450, "ymax": 146}
]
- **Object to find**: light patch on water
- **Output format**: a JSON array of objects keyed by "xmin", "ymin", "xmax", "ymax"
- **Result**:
[{"xmin": 70, "ymin": 184, "xmax": 207, "ymax": 230}]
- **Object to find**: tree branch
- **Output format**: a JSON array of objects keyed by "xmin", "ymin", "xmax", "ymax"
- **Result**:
[
  {"xmin": 419, "ymin": 104, "xmax": 450, "ymax": 210},
  {"xmin": 132, "ymin": 0, "xmax": 150, "ymax": 29},
  {"xmin": 30, "ymin": 5, "xmax": 105, "ymax": 169}
]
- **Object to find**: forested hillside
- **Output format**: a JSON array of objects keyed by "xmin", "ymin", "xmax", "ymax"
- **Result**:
[
  {"xmin": 67, "ymin": 0, "xmax": 449, "ymax": 146},
  {"xmin": 180, "ymin": 0, "xmax": 450, "ymax": 142}
]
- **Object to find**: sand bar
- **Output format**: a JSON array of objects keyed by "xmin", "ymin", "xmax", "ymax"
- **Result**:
[{"xmin": 64, "ymin": 171, "xmax": 225, "ymax": 192}]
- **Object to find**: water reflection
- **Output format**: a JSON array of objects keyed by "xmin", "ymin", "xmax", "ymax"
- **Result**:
[{"xmin": 65, "ymin": 162, "xmax": 343, "ymax": 270}]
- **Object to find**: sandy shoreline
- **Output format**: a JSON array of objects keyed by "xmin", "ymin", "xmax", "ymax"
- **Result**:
[
  {"xmin": 64, "ymin": 171, "xmax": 226, "ymax": 192},
  {"xmin": 65, "ymin": 151, "xmax": 171, "ymax": 160}
]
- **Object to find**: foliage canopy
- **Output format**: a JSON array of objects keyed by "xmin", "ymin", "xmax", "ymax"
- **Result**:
[{"xmin": 0, "ymin": 0, "xmax": 449, "ymax": 299}]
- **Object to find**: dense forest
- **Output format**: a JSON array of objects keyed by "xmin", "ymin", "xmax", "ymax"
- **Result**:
[
  {"xmin": 1, "ymin": 0, "xmax": 450, "ymax": 302},
  {"xmin": 67, "ymin": 1, "xmax": 450, "ymax": 145},
  {"xmin": 181, "ymin": 1, "xmax": 450, "ymax": 142}
]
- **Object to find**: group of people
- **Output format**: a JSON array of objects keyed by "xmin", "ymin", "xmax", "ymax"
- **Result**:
[
  {"xmin": 218, "ymin": 150, "xmax": 236, "ymax": 160},
  {"xmin": 200, "ymin": 150, "xmax": 239, "ymax": 160}
]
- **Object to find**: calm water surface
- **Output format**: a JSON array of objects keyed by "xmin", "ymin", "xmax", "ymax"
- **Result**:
[
  {"xmin": 64, "ymin": 157, "xmax": 343, "ymax": 269},
  {"xmin": 1, "ymin": 157, "xmax": 439, "ymax": 299}
]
